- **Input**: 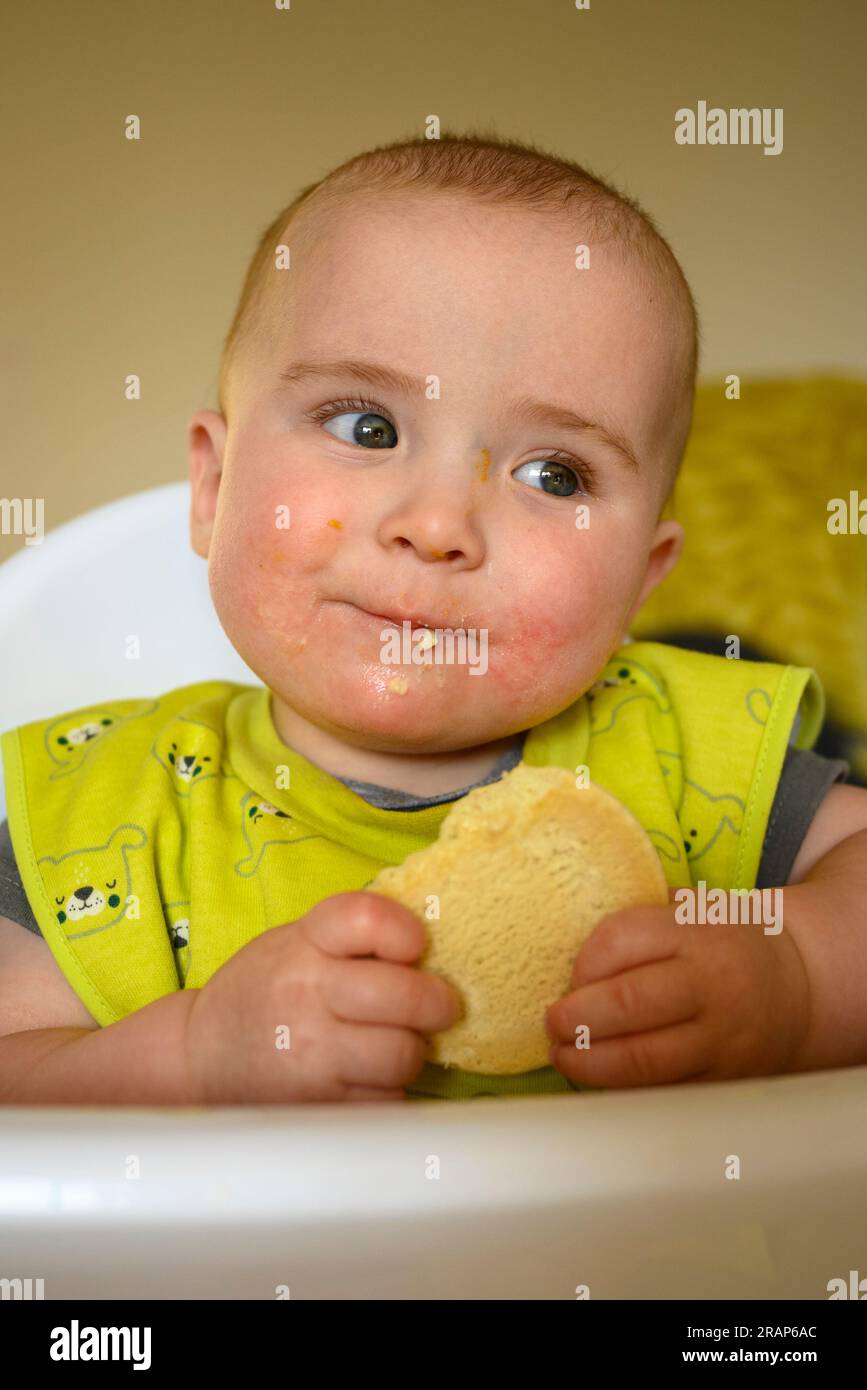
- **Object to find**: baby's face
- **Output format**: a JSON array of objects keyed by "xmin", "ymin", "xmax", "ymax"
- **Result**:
[{"xmin": 190, "ymin": 193, "xmax": 685, "ymax": 754}]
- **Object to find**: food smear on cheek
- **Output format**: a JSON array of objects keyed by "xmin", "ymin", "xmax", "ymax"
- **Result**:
[
  {"xmin": 242, "ymin": 509, "xmax": 353, "ymax": 660},
  {"xmin": 247, "ymin": 539, "xmax": 318, "ymax": 655},
  {"xmin": 251, "ymin": 583, "xmax": 310, "ymax": 657}
]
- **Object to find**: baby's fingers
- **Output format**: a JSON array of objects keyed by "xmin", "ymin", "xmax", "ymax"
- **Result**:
[
  {"xmin": 549, "ymin": 1017, "xmax": 713, "ymax": 1088},
  {"xmin": 547, "ymin": 957, "xmax": 701, "ymax": 1044},
  {"xmin": 327, "ymin": 956, "xmax": 460, "ymax": 1032},
  {"xmin": 571, "ymin": 903, "xmax": 682, "ymax": 989}
]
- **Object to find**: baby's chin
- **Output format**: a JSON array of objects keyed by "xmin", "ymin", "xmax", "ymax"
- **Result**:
[
  {"xmin": 270, "ymin": 659, "xmax": 528, "ymax": 753},
  {"xmin": 243, "ymin": 601, "xmax": 608, "ymax": 750}
]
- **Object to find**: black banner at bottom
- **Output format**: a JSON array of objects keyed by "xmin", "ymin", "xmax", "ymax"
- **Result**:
[{"xmin": 3, "ymin": 1297, "xmax": 863, "ymax": 1373}]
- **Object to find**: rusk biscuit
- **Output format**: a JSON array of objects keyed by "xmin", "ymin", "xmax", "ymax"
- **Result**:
[{"xmin": 369, "ymin": 763, "xmax": 669, "ymax": 1073}]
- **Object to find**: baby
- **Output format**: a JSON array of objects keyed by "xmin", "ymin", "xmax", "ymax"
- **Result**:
[{"xmin": 1, "ymin": 133, "xmax": 866, "ymax": 1105}]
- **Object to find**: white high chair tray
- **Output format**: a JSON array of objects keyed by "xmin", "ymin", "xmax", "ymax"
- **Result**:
[{"xmin": 1, "ymin": 1068, "xmax": 865, "ymax": 1300}]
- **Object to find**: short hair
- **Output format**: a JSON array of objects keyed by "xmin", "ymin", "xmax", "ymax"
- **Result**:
[{"xmin": 217, "ymin": 128, "xmax": 700, "ymax": 497}]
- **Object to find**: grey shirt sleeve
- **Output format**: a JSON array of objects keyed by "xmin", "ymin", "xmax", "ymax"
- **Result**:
[
  {"xmin": 0, "ymin": 746, "xmax": 852, "ymax": 935},
  {"xmin": 755, "ymin": 746, "xmax": 850, "ymax": 887},
  {"xmin": 0, "ymin": 817, "xmax": 42, "ymax": 935}
]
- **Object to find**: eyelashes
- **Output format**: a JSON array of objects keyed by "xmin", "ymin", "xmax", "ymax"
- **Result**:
[{"xmin": 304, "ymin": 395, "xmax": 392, "ymax": 425}]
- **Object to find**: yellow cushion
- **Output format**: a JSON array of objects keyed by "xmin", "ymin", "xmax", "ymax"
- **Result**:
[{"xmin": 631, "ymin": 376, "xmax": 867, "ymax": 782}]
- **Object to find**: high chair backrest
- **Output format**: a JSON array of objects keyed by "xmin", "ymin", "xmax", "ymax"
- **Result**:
[{"xmin": 0, "ymin": 482, "xmax": 263, "ymax": 822}]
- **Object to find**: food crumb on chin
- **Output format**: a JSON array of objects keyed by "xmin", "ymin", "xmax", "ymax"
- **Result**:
[{"xmin": 388, "ymin": 676, "xmax": 409, "ymax": 694}]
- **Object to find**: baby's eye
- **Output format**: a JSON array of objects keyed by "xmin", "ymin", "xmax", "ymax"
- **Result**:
[
  {"xmin": 321, "ymin": 409, "xmax": 398, "ymax": 450},
  {"xmin": 512, "ymin": 458, "xmax": 587, "ymax": 498}
]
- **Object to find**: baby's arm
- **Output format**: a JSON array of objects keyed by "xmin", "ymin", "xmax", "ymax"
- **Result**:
[
  {"xmin": 777, "ymin": 786, "xmax": 867, "ymax": 1072},
  {"xmin": 0, "ymin": 893, "xmax": 458, "ymax": 1105},
  {"xmin": 0, "ymin": 913, "xmax": 198, "ymax": 1104}
]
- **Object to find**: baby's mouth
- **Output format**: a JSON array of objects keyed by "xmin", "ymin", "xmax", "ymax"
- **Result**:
[
  {"xmin": 360, "ymin": 607, "xmax": 437, "ymax": 630},
  {"xmin": 343, "ymin": 600, "xmax": 452, "ymax": 631}
]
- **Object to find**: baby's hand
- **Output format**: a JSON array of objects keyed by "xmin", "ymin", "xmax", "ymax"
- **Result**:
[
  {"xmin": 544, "ymin": 890, "xmax": 811, "ymax": 1086},
  {"xmin": 183, "ymin": 891, "xmax": 460, "ymax": 1104}
]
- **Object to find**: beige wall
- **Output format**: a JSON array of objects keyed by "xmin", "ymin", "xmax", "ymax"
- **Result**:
[{"xmin": 2, "ymin": 0, "xmax": 864, "ymax": 557}]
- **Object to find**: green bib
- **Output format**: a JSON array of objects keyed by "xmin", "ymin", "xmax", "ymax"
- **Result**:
[{"xmin": 1, "ymin": 641, "xmax": 824, "ymax": 1101}]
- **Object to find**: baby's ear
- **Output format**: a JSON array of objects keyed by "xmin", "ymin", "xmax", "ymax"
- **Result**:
[
  {"xmin": 187, "ymin": 409, "xmax": 226, "ymax": 557},
  {"xmin": 627, "ymin": 518, "xmax": 685, "ymax": 624}
]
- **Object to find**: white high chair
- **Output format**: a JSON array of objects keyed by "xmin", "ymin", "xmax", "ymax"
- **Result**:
[{"xmin": 0, "ymin": 482, "xmax": 865, "ymax": 1300}]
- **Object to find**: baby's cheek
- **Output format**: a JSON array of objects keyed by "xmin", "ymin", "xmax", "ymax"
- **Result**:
[
  {"xmin": 491, "ymin": 613, "xmax": 584, "ymax": 702},
  {"xmin": 488, "ymin": 561, "xmax": 621, "ymax": 703},
  {"xmin": 217, "ymin": 488, "xmax": 340, "ymax": 610},
  {"xmin": 249, "ymin": 480, "xmax": 344, "ymax": 570}
]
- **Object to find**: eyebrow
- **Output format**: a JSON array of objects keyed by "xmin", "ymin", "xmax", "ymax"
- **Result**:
[{"xmin": 278, "ymin": 357, "xmax": 641, "ymax": 472}]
